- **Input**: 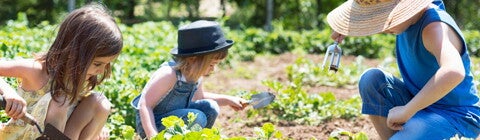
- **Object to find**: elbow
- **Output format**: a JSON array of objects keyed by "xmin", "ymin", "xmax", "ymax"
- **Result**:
[
  {"xmin": 137, "ymin": 100, "xmax": 150, "ymax": 113},
  {"xmin": 448, "ymin": 67, "xmax": 465, "ymax": 84}
]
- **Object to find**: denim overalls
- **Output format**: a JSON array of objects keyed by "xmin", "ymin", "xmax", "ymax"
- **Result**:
[{"xmin": 131, "ymin": 61, "xmax": 220, "ymax": 138}]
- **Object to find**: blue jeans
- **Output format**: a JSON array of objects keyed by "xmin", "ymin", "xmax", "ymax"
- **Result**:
[
  {"xmin": 153, "ymin": 99, "xmax": 219, "ymax": 128},
  {"xmin": 359, "ymin": 68, "xmax": 461, "ymax": 139},
  {"xmin": 134, "ymin": 99, "xmax": 219, "ymax": 138}
]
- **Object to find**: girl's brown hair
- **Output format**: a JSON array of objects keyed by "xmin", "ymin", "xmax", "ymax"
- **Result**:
[
  {"xmin": 174, "ymin": 50, "xmax": 228, "ymax": 82},
  {"xmin": 38, "ymin": 3, "xmax": 123, "ymax": 104}
]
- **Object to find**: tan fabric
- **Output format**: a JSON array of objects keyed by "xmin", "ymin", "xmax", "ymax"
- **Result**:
[
  {"xmin": 327, "ymin": 0, "xmax": 433, "ymax": 36},
  {"xmin": 0, "ymin": 83, "xmax": 78, "ymax": 140}
]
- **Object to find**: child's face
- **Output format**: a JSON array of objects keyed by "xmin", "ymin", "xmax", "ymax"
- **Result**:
[
  {"xmin": 204, "ymin": 59, "xmax": 221, "ymax": 76},
  {"xmin": 86, "ymin": 55, "xmax": 117, "ymax": 80}
]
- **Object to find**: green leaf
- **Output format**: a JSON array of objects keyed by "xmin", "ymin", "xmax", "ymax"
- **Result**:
[{"xmin": 162, "ymin": 116, "xmax": 185, "ymax": 128}]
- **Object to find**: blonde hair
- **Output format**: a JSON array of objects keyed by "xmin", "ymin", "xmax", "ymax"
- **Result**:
[{"xmin": 174, "ymin": 50, "xmax": 228, "ymax": 81}]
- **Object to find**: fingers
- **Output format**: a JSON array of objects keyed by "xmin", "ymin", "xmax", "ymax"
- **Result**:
[
  {"xmin": 231, "ymin": 103, "xmax": 245, "ymax": 111},
  {"xmin": 230, "ymin": 101, "xmax": 247, "ymax": 111},
  {"xmin": 387, "ymin": 118, "xmax": 403, "ymax": 130},
  {"xmin": 330, "ymin": 31, "xmax": 346, "ymax": 44},
  {"xmin": 8, "ymin": 103, "xmax": 25, "ymax": 119},
  {"xmin": 12, "ymin": 103, "xmax": 21, "ymax": 118},
  {"xmin": 388, "ymin": 122, "xmax": 403, "ymax": 130},
  {"xmin": 239, "ymin": 100, "xmax": 249, "ymax": 108},
  {"xmin": 239, "ymin": 99, "xmax": 249, "ymax": 110},
  {"xmin": 5, "ymin": 98, "xmax": 27, "ymax": 119},
  {"xmin": 231, "ymin": 106, "xmax": 240, "ymax": 111}
]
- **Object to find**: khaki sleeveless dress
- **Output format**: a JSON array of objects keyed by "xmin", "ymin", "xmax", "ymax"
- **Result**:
[{"xmin": 0, "ymin": 83, "xmax": 78, "ymax": 140}]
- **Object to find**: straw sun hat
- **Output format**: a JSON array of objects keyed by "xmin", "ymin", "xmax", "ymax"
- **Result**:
[{"xmin": 327, "ymin": 0, "xmax": 433, "ymax": 36}]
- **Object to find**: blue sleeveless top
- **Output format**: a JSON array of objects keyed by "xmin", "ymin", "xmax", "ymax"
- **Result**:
[{"xmin": 396, "ymin": 4, "xmax": 480, "ymax": 136}]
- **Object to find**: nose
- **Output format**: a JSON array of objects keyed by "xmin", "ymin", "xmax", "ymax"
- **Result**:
[{"xmin": 95, "ymin": 66, "xmax": 105, "ymax": 75}]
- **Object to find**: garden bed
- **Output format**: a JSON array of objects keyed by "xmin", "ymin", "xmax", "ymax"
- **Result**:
[{"xmin": 205, "ymin": 53, "xmax": 380, "ymax": 139}]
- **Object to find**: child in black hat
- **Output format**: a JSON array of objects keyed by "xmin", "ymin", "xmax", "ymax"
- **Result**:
[{"xmin": 131, "ymin": 20, "xmax": 248, "ymax": 139}]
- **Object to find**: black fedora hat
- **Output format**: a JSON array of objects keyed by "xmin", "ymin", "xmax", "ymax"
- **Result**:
[{"xmin": 170, "ymin": 20, "xmax": 234, "ymax": 57}]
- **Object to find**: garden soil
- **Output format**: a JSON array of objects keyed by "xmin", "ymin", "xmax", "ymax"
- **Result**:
[{"xmin": 203, "ymin": 53, "xmax": 380, "ymax": 140}]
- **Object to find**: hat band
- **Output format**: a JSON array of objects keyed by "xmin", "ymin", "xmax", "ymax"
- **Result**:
[{"xmin": 178, "ymin": 44, "xmax": 218, "ymax": 54}]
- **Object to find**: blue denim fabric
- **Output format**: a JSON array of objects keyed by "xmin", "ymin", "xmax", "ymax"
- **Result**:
[
  {"xmin": 131, "ymin": 69, "xmax": 220, "ymax": 138},
  {"xmin": 359, "ymin": 68, "xmax": 413, "ymax": 117},
  {"xmin": 359, "ymin": 68, "xmax": 462, "ymax": 139},
  {"xmin": 390, "ymin": 110, "xmax": 459, "ymax": 140}
]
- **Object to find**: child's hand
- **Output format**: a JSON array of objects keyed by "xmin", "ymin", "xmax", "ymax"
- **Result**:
[
  {"xmin": 386, "ymin": 106, "xmax": 414, "ymax": 130},
  {"xmin": 2, "ymin": 93, "xmax": 27, "ymax": 120},
  {"xmin": 330, "ymin": 31, "xmax": 346, "ymax": 44},
  {"xmin": 228, "ymin": 97, "xmax": 248, "ymax": 111}
]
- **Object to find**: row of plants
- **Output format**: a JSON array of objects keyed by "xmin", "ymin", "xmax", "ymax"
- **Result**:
[
  {"xmin": 244, "ymin": 56, "xmax": 368, "ymax": 125},
  {"xmin": 150, "ymin": 112, "xmax": 369, "ymax": 140}
]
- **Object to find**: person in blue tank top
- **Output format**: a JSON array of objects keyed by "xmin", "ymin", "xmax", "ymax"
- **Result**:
[
  {"xmin": 327, "ymin": 0, "xmax": 480, "ymax": 139},
  {"xmin": 131, "ymin": 20, "xmax": 248, "ymax": 139}
]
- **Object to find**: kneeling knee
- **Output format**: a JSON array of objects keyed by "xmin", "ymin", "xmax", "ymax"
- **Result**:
[
  {"xmin": 359, "ymin": 68, "xmax": 387, "ymax": 86},
  {"xmin": 86, "ymin": 92, "xmax": 112, "ymax": 115},
  {"xmin": 360, "ymin": 68, "xmax": 385, "ymax": 83},
  {"xmin": 203, "ymin": 99, "xmax": 220, "ymax": 117}
]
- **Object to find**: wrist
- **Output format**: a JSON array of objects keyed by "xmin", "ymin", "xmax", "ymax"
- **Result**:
[{"xmin": 404, "ymin": 103, "xmax": 420, "ymax": 117}]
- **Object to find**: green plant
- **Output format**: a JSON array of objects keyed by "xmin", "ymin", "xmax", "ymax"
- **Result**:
[
  {"xmin": 151, "ymin": 113, "xmax": 284, "ymax": 140},
  {"xmin": 328, "ymin": 129, "xmax": 368, "ymax": 140}
]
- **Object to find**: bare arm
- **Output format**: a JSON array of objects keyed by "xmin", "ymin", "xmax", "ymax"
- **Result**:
[
  {"xmin": 193, "ymin": 83, "xmax": 247, "ymax": 111},
  {"xmin": 137, "ymin": 66, "xmax": 176, "ymax": 138},
  {"xmin": 387, "ymin": 22, "xmax": 465, "ymax": 130},
  {"xmin": 404, "ymin": 22, "xmax": 464, "ymax": 115},
  {"xmin": 0, "ymin": 59, "xmax": 30, "ymax": 78},
  {"xmin": 0, "ymin": 59, "xmax": 42, "ymax": 119}
]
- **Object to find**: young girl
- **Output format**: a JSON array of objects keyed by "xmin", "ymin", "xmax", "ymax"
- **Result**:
[
  {"xmin": 131, "ymin": 20, "xmax": 247, "ymax": 139},
  {"xmin": 0, "ymin": 3, "xmax": 123, "ymax": 140},
  {"xmin": 328, "ymin": 0, "xmax": 479, "ymax": 139}
]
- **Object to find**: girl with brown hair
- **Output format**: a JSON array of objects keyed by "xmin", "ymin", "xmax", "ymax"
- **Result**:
[{"xmin": 0, "ymin": 3, "xmax": 123, "ymax": 139}]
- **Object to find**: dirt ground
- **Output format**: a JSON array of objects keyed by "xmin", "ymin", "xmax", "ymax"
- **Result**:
[{"xmin": 203, "ymin": 53, "xmax": 380, "ymax": 140}]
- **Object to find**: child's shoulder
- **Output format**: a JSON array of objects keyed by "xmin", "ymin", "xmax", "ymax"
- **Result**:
[
  {"xmin": 18, "ymin": 59, "xmax": 44, "ymax": 71},
  {"xmin": 0, "ymin": 59, "xmax": 46, "ymax": 88},
  {"xmin": 151, "ymin": 65, "xmax": 178, "ymax": 81}
]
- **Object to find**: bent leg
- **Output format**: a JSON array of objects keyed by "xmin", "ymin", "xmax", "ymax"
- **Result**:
[
  {"xmin": 358, "ymin": 68, "xmax": 413, "ymax": 140},
  {"xmin": 45, "ymin": 96, "xmax": 71, "ymax": 132},
  {"xmin": 64, "ymin": 92, "xmax": 111, "ymax": 140},
  {"xmin": 369, "ymin": 115, "xmax": 394, "ymax": 140},
  {"xmin": 189, "ymin": 99, "xmax": 219, "ymax": 128}
]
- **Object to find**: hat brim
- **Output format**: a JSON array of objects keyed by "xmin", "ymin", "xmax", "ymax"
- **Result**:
[
  {"xmin": 170, "ymin": 40, "xmax": 234, "ymax": 57},
  {"xmin": 327, "ymin": 0, "xmax": 433, "ymax": 36}
]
